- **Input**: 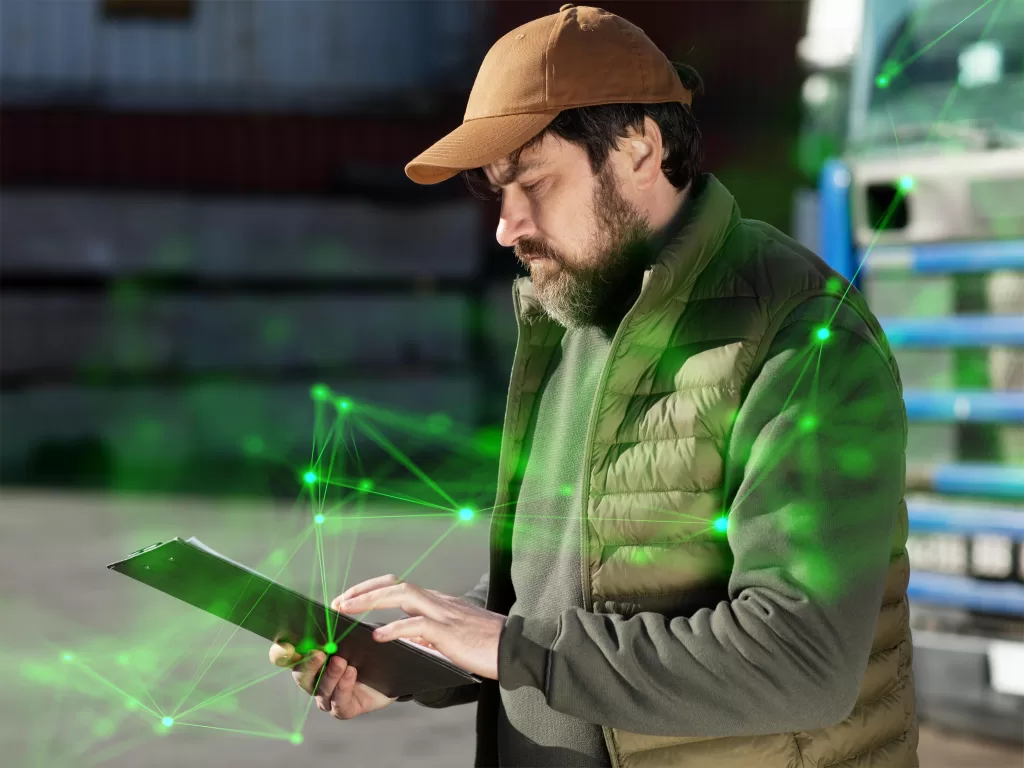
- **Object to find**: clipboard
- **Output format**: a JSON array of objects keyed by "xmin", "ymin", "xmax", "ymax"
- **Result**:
[{"xmin": 107, "ymin": 537, "xmax": 482, "ymax": 698}]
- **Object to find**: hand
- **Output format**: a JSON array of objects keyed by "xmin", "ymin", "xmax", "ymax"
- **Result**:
[
  {"xmin": 332, "ymin": 574, "xmax": 506, "ymax": 680},
  {"xmin": 269, "ymin": 642, "xmax": 395, "ymax": 720}
]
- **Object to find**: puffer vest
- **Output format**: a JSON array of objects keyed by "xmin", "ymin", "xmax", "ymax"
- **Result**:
[{"xmin": 478, "ymin": 175, "xmax": 917, "ymax": 768}]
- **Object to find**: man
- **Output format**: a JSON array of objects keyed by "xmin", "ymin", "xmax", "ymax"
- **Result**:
[{"xmin": 271, "ymin": 5, "xmax": 917, "ymax": 767}]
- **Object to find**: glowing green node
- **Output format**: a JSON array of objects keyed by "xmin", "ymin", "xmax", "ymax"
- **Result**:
[
  {"xmin": 559, "ymin": 484, "xmax": 574, "ymax": 496},
  {"xmin": 815, "ymin": 326, "xmax": 831, "ymax": 342},
  {"xmin": 310, "ymin": 383, "xmax": 331, "ymax": 402},
  {"xmin": 296, "ymin": 637, "xmax": 316, "ymax": 655},
  {"xmin": 61, "ymin": 652, "xmax": 73, "ymax": 662},
  {"xmin": 898, "ymin": 175, "xmax": 915, "ymax": 192},
  {"xmin": 314, "ymin": 513, "xmax": 325, "ymax": 525},
  {"xmin": 336, "ymin": 398, "xmax": 353, "ymax": 411},
  {"xmin": 713, "ymin": 516, "xmax": 729, "ymax": 534},
  {"xmin": 303, "ymin": 470, "xmax": 318, "ymax": 485},
  {"xmin": 358, "ymin": 479, "xmax": 374, "ymax": 492},
  {"xmin": 799, "ymin": 414, "xmax": 818, "ymax": 432},
  {"xmin": 824, "ymin": 276, "xmax": 842, "ymax": 295},
  {"xmin": 458, "ymin": 507, "xmax": 474, "ymax": 522},
  {"xmin": 874, "ymin": 74, "xmax": 890, "ymax": 88},
  {"xmin": 323, "ymin": 641, "xmax": 338, "ymax": 654},
  {"xmin": 161, "ymin": 717, "xmax": 174, "ymax": 728},
  {"xmin": 125, "ymin": 698, "xmax": 140, "ymax": 711},
  {"xmin": 290, "ymin": 733, "xmax": 304, "ymax": 745},
  {"xmin": 116, "ymin": 653, "xmax": 130, "ymax": 666}
]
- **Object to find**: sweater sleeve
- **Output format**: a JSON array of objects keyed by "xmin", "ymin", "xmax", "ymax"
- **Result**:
[
  {"xmin": 497, "ymin": 296, "xmax": 907, "ymax": 736},
  {"xmin": 404, "ymin": 571, "xmax": 490, "ymax": 708}
]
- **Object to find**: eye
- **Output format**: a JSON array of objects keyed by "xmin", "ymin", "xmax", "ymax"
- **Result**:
[{"xmin": 521, "ymin": 180, "xmax": 542, "ymax": 195}]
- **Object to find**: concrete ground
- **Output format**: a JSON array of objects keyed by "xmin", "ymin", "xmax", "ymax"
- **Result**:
[{"xmin": 2, "ymin": 489, "xmax": 1021, "ymax": 768}]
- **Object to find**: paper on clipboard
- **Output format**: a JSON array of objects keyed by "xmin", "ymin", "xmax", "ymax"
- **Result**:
[{"xmin": 184, "ymin": 537, "xmax": 453, "ymax": 663}]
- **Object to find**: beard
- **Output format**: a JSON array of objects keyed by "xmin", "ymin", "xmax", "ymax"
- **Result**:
[{"xmin": 514, "ymin": 165, "xmax": 654, "ymax": 330}]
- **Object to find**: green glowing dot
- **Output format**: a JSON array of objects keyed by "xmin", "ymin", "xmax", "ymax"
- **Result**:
[
  {"xmin": 61, "ymin": 652, "xmax": 73, "ymax": 662},
  {"xmin": 815, "ymin": 327, "xmax": 830, "ymax": 342},
  {"xmin": 458, "ymin": 507, "xmax": 474, "ymax": 521},
  {"xmin": 358, "ymin": 479, "xmax": 374, "ymax": 492},
  {"xmin": 296, "ymin": 637, "xmax": 316, "ymax": 655},
  {"xmin": 314, "ymin": 513, "xmax": 325, "ymax": 525},
  {"xmin": 303, "ymin": 470, "xmax": 318, "ymax": 485},
  {"xmin": 799, "ymin": 414, "xmax": 818, "ymax": 432},
  {"xmin": 559, "ymin": 484, "xmax": 574, "ymax": 496},
  {"xmin": 713, "ymin": 516, "xmax": 729, "ymax": 534},
  {"xmin": 337, "ymin": 398, "xmax": 353, "ymax": 411},
  {"xmin": 161, "ymin": 717, "xmax": 174, "ymax": 728},
  {"xmin": 875, "ymin": 74, "xmax": 889, "ymax": 88},
  {"xmin": 633, "ymin": 548, "xmax": 650, "ymax": 564},
  {"xmin": 310, "ymin": 383, "xmax": 330, "ymax": 401},
  {"xmin": 323, "ymin": 641, "xmax": 338, "ymax": 654},
  {"xmin": 290, "ymin": 733, "xmax": 304, "ymax": 745},
  {"xmin": 898, "ymin": 175, "xmax": 915, "ymax": 192},
  {"xmin": 125, "ymin": 698, "xmax": 139, "ymax": 711},
  {"xmin": 825, "ymin": 276, "xmax": 842, "ymax": 294},
  {"xmin": 116, "ymin": 653, "xmax": 130, "ymax": 666}
]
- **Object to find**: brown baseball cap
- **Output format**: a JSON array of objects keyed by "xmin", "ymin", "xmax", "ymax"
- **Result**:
[{"xmin": 405, "ymin": 4, "xmax": 692, "ymax": 185}]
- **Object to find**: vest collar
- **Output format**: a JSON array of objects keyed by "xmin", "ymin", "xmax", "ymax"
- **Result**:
[{"xmin": 513, "ymin": 174, "xmax": 740, "ymax": 328}]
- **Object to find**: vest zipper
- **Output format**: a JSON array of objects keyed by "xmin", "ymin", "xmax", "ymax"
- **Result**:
[{"xmin": 579, "ymin": 268, "xmax": 663, "ymax": 768}]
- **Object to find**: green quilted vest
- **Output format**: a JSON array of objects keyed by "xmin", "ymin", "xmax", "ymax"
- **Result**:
[{"xmin": 486, "ymin": 175, "xmax": 917, "ymax": 768}]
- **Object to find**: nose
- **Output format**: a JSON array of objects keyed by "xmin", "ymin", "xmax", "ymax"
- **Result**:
[{"xmin": 495, "ymin": 191, "xmax": 536, "ymax": 248}]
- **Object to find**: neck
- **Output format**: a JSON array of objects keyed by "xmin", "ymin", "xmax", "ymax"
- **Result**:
[{"xmin": 649, "ymin": 182, "xmax": 690, "ymax": 241}]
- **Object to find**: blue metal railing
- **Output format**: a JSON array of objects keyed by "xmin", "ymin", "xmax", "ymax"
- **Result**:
[{"xmin": 860, "ymin": 240, "xmax": 1024, "ymax": 274}]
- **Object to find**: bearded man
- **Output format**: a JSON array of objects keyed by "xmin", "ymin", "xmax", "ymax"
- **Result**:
[{"xmin": 272, "ymin": 5, "xmax": 918, "ymax": 767}]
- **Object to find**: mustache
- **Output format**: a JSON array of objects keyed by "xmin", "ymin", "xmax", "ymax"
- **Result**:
[{"xmin": 514, "ymin": 238, "xmax": 561, "ymax": 266}]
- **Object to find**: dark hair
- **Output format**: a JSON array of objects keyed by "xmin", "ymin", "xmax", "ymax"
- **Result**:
[{"xmin": 463, "ymin": 63, "xmax": 704, "ymax": 200}]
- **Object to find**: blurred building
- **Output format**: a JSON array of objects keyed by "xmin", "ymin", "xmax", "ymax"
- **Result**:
[{"xmin": 0, "ymin": 0, "xmax": 809, "ymax": 496}]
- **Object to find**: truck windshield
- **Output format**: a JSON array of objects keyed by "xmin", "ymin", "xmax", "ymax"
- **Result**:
[{"xmin": 856, "ymin": 0, "xmax": 1024, "ymax": 149}]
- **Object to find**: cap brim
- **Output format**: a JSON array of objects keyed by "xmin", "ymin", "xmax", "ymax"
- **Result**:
[{"xmin": 405, "ymin": 109, "xmax": 561, "ymax": 185}]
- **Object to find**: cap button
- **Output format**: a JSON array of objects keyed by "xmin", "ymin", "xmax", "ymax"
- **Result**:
[{"xmin": 560, "ymin": 4, "xmax": 575, "ymax": 11}]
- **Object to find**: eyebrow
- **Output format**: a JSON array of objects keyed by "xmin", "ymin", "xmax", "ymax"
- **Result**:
[{"xmin": 486, "ymin": 159, "xmax": 543, "ymax": 191}]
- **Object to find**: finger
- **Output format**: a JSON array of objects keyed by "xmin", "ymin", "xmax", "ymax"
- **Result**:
[
  {"xmin": 331, "ymin": 574, "xmax": 403, "ymax": 609},
  {"xmin": 315, "ymin": 655, "xmax": 347, "ymax": 712},
  {"xmin": 294, "ymin": 651, "xmax": 326, "ymax": 695},
  {"xmin": 270, "ymin": 642, "xmax": 301, "ymax": 668},
  {"xmin": 330, "ymin": 665, "xmax": 361, "ymax": 719},
  {"xmin": 372, "ymin": 616, "xmax": 431, "ymax": 644},
  {"xmin": 336, "ymin": 583, "xmax": 439, "ymax": 619}
]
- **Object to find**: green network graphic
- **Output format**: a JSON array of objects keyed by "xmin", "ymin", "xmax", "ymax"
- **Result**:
[{"xmin": 14, "ymin": 0, "xmax": 1016, "ymax": 764}]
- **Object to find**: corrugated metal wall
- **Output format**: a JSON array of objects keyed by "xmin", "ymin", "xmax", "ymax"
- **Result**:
[{"xmin": 0, "ymin": 0, "xmax": 485, "ymax": 111}]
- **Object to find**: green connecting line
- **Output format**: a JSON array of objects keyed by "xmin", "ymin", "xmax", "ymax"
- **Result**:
[
  {"xmin": 828, "ymin": 180, "xmax": 913, "ymax": 328},
  {"xmin": 354, "ymin": 415, "xmax": 460, "ymax": 509},
  {"xmin": 171, "ymin": 525, "xmax": 314, "ymax": 717},
  {"xmin": 321, "ymin": 478, "xmax": 456, "ymax": 513},
  {"xmin": 896, "ymin": 0, "xmax": 998, "ymax": 74},
  {"xmin": 173, "ymin": 667, "xmax": 284, "ymax": 722},
  {"xmin": 175, "ymin": 722, "xmax": 294, "ymax": 741},
  {"xmin": 67, "ymin": 657, "xmax": 162, "ymax": 721},
  {"xmin": 729, "ymin": 343, "xmax": 820, "ymax": 510}
]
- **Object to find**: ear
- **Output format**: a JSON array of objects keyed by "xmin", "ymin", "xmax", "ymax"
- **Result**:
[{"xmin": 626, "ymin": 117, "xmax": 664, "ymax": 191}]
